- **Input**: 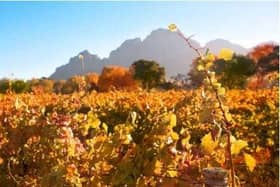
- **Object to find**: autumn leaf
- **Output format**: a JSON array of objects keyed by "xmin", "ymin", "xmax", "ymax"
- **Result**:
[
  {"xmin": 66, "ymin": 164, "xmax": 77, "ymax": 176},
  {"xmin": 244, "ymin": 153, "xmax": 256, "ymax": 172},
  {"xmin": 169, "ymin": 114, "xmax": 177, "ymax": 127},
  {"xmin": 217, "ymin": 87, "xmax": 226, "ymax": 96},
  {"xmin": 154, "ymin": 160, "xmax": 163, "ymax": 175},
  {"xmin": 205, "ymin": 53, "xmax": 216, "ymax": 61},
  {"xmin": 170, "ymin": 132, "xmax": 179, "ymax": 141},
  {"xmin": 231, "ymin": 140, "xmax": 248, "ymax": 155},
  {"xmin": 168, "ymin": 24, "xmax": 177, "ymax": 32},
  {"xmin": 167, "ymin": 170, "xmax": 177, "ymax": 177},
  {"xmin": 218, "ymin": 48, "xmax": 234, "ymax": 61},
  {"xmin": 197, "ymin": 64, "xmax": 205, "ymax": 71},
  {"xmin": 201, "ymin": 133, "xmax": 218, "ymax": 154}
]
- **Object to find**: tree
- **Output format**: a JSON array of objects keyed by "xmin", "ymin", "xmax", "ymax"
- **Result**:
[
  {"xmin": 98, "ymin": 66, "xmax": 138, "ymax": 92},
  {"xmin": 11, "ymin": 80, "xmax": 30, "ymax": 93},
  {"xmin": 85, "ymin": 73, "xmax": 99, "ymax": 91},
  {"xmin": 249, "ymin": 43, "xmax": 275, "ymax": 63},
  {"xmin": 187, "ymin": 57, "xmax": 205, "ymax": 88},
  {"xmin": 170, "ymin": 73, "xmax": 189, "ymax": 88},
  {"xmin": 249, "ymin": 43, "xmax": 279, "ymax": 74},
  {"xmin": 256, "ymin": 45, "xmax": 279, "ymax": 74},
  {"xmin": 188, "ymin": 54, "xmax": 256, "ymax": 89},
  {"xmin": 61, "ymin": 76, "xmax": 86, "ymax": 94},
  {"xmin": 0, "ymin": 79, "xmax": 10, "ymax": 93},
  {"xmin": 212, "ymin": 55, "xmax": 256, "ymax": 89},
  {"xmin": 130, "ymin": 60, "xmax": 165, "ymax": 89},
  {"xmin": 53, "ymin": 80, "xmax": 66, "ymax": 94},
  {"xmin": 29, "ymin": 78, "xmax": 54, "ymax": 93}
]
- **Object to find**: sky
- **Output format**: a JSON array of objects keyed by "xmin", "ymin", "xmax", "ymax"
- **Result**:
[{"xmin": 0, "ymin": 1, "xmax": 279, "ymax": 79}]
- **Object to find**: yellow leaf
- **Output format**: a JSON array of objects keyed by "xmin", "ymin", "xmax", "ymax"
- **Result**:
[
  {"xmin": 102, "ymin": 123, "xmax": 108, "ymax": 133},
  {"xmin": 244, "ymin": 153, "xmax": 256, "ymax": 172},
  {"xmin": 170, "ymin": 114, "xmax": 177, "ymax": 127},
  {"xmin": 225, "ymin": 112, "xmax": 232, "ymax": 122},
  {"xmin": 181, "ymin": 135, "xmax": 191, "ymax": 149},
  {"xmin": 205, "ymin": 53, "xmax": 215, "ymax": 62},
  {"xmin": 205, "ymin": 62, "xmax": 212, "ymax": 69},
  {"xmin": 218, "ymin": 87, "xmax": 226, "ymax": 96},
  {"xmin": 218, "ymin": 48, "xmax": 234, "ymax": 61},
  {"xmin": 167, "ymin": 170, "xmax": 177, "ymax": 177},
  {"xmin": 154, "ymin": 160, "xmax": 163, "ymax": 175},
  {"xmin": 170, "ymin": 132, "xmax": 179, "ymax": 141},
  {"xmin": 197, "ymin": 64, "xmax": 205, "ymax": 71},
  {"xmin": 201, "ymin": 133, "xmax": 218, "ymax": 153},
  {"xmin": 231, "ymin": 140, "xmax": 248, "ymax": 155},
  {"xmin": 230, "ymin": 135, "xmax": 236, "ymax": 142},
  {"xmin": 168, "ymin": 24, "xmax": 177, "ymax": 32}
]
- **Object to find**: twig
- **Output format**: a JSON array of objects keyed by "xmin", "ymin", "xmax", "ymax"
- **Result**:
[
  {"xmin": 175, "ymin": 28, "xmax": 236, "ymax": 187},
  {"xmin": 8, "ymin": 158, "xmax": 20, "ymax": 185}
]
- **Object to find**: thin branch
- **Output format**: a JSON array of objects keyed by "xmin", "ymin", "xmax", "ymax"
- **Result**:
[
  {"xmin": 8, "ymin": 158, "xmax": 20, "ymax": 185},
  {"xmin": 175, "ymin": 28, "xmax": 236, "ymax": 187}
]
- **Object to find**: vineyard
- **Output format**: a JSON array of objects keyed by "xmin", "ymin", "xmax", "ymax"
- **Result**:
[{"xmin": 0, "ymin": 88, "xmax": 278, "ymax": 186}]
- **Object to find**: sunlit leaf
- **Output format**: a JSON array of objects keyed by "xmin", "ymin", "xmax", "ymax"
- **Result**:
[
  {"xmin": 244, "ymin": 153, "xmax": 256, "ymax": 172},
  {"xmin": 205, "ymin": 53, "xmax": 215, "ymax": 61},
  {"xmin": 218, "ymin": 48, "xmax": 234, "ymax": 61},
  {"xmin": 197, "ymin": 64, "xmax": 205, "ymax": 71},
  {"xmin": 217, "ymin": 87, "xmax": 226, "ymax": 96},
  {"xmin": 102, "ymin": 123, "xmax": 108, "ymax": 133},
  {"xmin": 168, "ymin": 24, "xmax": 177, "ymax": 32},
  {"xmin": 170, "ymin": 132, "xmax": 179, "ymax": 141},
  {"xmin": 231, "ymin": 140, "xmax": 248, "ymax": 155},
  {"xmin": 167, "ymin": 170, "xmax": 177, "ymax": 177},
  {"xmin": 154, "ymin": 160, "xmax": 163, "ymax": 175},
  {"xmin": 170, "ymin": 114, "xmax": 177, "ymax": 127},
  {"xmin": 201, "ymin": 133, "xmax": 218, "ymax": 153}
]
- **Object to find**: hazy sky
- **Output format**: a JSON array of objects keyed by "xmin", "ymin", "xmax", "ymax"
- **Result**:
[{"xmin": 0, "ymin": 1, "xmax": 278, "ymax": 79}]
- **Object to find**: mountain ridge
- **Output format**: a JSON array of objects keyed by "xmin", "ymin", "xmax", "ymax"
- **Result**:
[{"xmin": 50, "ymin": 28, "xmax": 250, "ymax": 80}]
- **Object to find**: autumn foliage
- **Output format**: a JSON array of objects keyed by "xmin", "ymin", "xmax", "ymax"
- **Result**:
[
  {"xmin": 98, "ymin": 66, "xmax": 139, "ymax": 91},
  {"xmin": 85, "ymin": 73, "xmax": 99, "ymax": 91},
  {"xmin": 0, "ymin": 89, "xmax": 278, "ymax": 186},
  {"xmin": 249, "ymin": 43, "xmax": 275, "ymax": 63}
]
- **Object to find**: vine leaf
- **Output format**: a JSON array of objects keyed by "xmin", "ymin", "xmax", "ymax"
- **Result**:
[
  {"xmin": 231, "ymin": 140, "xmax": 248, "ymax": 155},
  {"xmin": 244, "ymin": 153, "xmax": 256, "ymax": 172},
  {"xmin": 201, "ymin": 133, "xmax": 218, "ymax": 153}
]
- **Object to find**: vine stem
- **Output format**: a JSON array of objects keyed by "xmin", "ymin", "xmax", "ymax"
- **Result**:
[
  {"xmin": 175, "ymin": 28, "xmax": 235, "ymax": 187},
  {"xmin": 8, "ymin": 158, "xmax": 20, "ymax": 185},
  {"xmin": 205, "ymin": 73, "xmax": 235, "ymax": 187}
]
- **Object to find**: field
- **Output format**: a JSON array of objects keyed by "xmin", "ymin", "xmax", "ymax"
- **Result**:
[{"xmin": 0, "ymin": 89, "xmax": 278, "ymax": 186}]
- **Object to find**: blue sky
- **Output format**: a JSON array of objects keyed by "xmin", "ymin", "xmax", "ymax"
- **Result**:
[{"xmin": 0, "ymin": 1, "xmax": 278, "ymax": 79}]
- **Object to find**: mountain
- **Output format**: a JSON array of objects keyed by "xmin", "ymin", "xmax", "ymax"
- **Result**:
[
  {"xmin": 205, "ymin": 39, "xmax": 248, "ymax": 55},
  {"xmin": 49, "ymin": 29, "xmax": 249, "ymax": 80},
  {"xmin": 50, "ymin": 50, "xmax": 106, "ymax": 80}
]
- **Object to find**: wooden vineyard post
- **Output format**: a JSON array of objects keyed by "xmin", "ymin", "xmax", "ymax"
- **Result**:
[{"xmin": 203, "ymin": 167, "xmax": 229, "ymax": 187}]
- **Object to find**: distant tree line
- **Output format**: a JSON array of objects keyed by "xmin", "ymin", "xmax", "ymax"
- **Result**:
[
  {"xmin": 0, "ymin": 43, "xmax": 278, "ymax": 94},
  {"xmin": 173, "ymin": 43, "xmax": 279, "ymax": 89},
  {"xmin": 0, "ymin": 60, "xmax": 167, "ymax": 94}
]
